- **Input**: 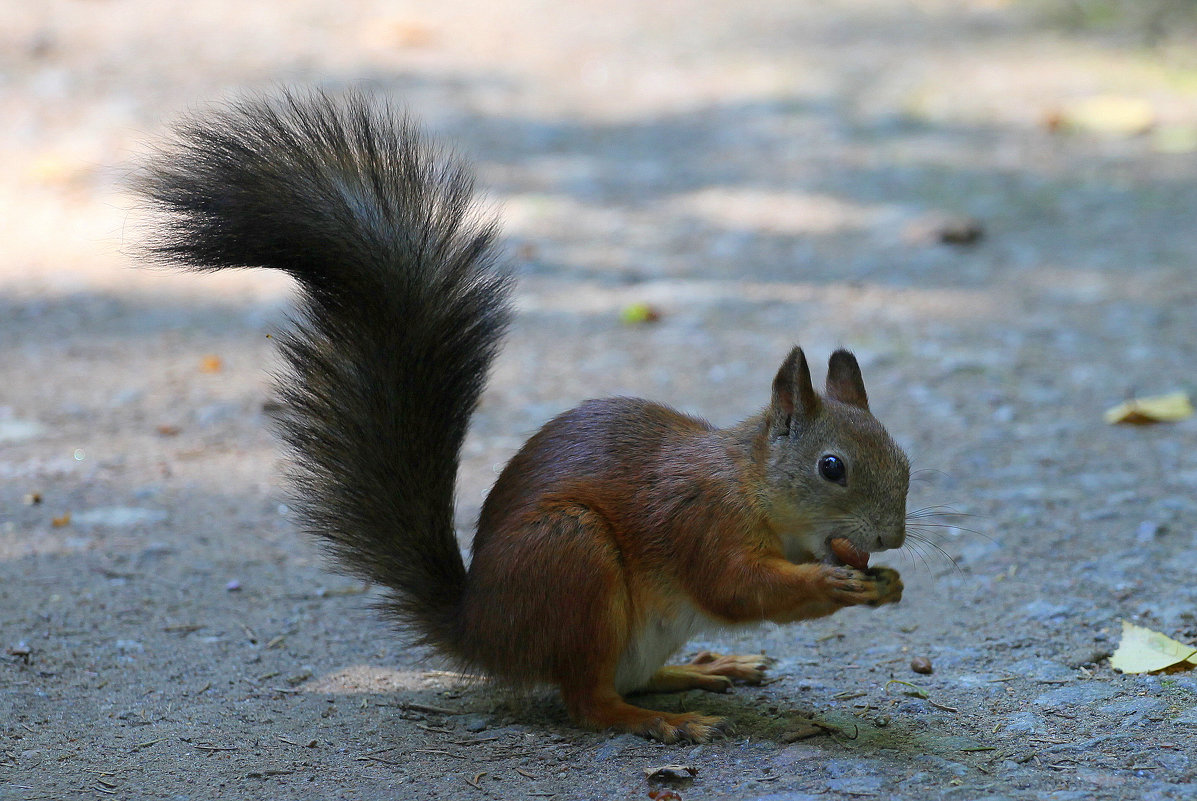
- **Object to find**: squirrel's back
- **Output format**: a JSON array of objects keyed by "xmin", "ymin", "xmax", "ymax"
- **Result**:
[{"xmin": 141, "ymin": 91, "xmax": 512, "ymax": 654}]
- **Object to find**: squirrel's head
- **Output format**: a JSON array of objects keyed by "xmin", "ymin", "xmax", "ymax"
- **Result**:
[{"xmin": 760, "ymin": 347, "xmax": 910, "ymax": 568}]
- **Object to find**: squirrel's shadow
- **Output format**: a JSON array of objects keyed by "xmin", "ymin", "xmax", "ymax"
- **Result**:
[{"xmin": 461, "ymin": 683, "xmax": 937, "ymax": 753}]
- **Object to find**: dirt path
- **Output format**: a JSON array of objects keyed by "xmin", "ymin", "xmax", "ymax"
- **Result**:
[{"xmin": 3, "ymin": 1, "xmax": 1197, "ymax": 799}]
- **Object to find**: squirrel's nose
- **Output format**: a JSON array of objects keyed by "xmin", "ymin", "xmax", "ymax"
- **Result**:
[{"xmin": 877, "ymin": 526, "xmax": 905, "ymax": 550}]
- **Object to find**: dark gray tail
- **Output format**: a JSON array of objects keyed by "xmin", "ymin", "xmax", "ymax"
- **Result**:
[{"xmin": 141, "ymin": 90, "xmax": 512, "ymax": 650}]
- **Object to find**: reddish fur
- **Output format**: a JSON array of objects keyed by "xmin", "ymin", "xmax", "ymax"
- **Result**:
[{"xmin": 454, "ymin": 397, "xmax": 896, "ymax": 739}]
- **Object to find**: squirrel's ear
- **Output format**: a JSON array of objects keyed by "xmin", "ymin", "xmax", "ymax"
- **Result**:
[
  {"xmin": 770, "ymin": 346, "xmax": 820, "ymax": 435},
  {"xmin": 825, "ymin": 349, "xmax": 869, "ymax": 410}
]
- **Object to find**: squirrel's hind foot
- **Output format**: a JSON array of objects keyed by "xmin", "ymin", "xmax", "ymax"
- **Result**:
[
  {"xmin": 568, "ymin": 692, "xmax": 732, "ymax": 743},
  {"xmin": 641, "ymin": 652, "xmax": 773, "ymax": 694},
  {"xmin": 686, "ymin": 651, "xmax": 773, "ymax": 684}
]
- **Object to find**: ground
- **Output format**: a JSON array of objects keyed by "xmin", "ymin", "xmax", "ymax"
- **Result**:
[{"xmin": 3, "ymin": 1, "xmax": 1197, "ymax": 799}]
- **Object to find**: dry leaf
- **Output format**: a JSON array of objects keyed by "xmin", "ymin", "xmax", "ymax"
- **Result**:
[
  {"xmin": 51, "ymin": 512, "xmax": 71, "ymax": 527},
  {"xmin": 200, "ymin": 355, "xmax": 223, "ymax": 373},
  {"xmin": 1050, "ymin": 96, "xmax": 1155, "ymax": 137},
  {"xmin": 1104, "ymin": 391, "xmax": 1193, "ymax": 425},
  {"xmin": 644, "ymin": 765, "xmax": 697, "ymax": 782},
  {"xmin": 620, "ymin": 302, "xmax": 662, "ymax": 325},
  {"xmin": 1109, "ymin": 620, "xmax": 1197, "ymax": 674},
  {"xmin": 781, "ymin": 722, "xmax": 826, "ymax": 742}
]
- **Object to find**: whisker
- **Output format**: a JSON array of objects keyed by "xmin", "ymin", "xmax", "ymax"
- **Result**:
[
  {"xmin": 907, "ymin": 536, "xmax": 961, "ymax": 573},
  {"xmin": 906, "ymin": 505, "xmax": 980, "ymax": 519},
  {"xmin": 906, "ymin": 513, "xmax": 982, "ymax": 525},
  {"xmin": 907, "ymin": 522, "xmax": 992, "ymax": 542},
  {"xmin": 903, "ymin": 539, "xmax": 938, "ymax": 576}
]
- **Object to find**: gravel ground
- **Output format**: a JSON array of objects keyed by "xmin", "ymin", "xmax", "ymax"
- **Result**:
[{"xmin": 3, "ymin": 1, "xmax": 1197, "ymax": 799}]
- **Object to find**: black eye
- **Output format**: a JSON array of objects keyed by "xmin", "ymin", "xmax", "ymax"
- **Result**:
[{"xmin": 818, "ymin": 454, "xmax": 846, "ymax": 485}]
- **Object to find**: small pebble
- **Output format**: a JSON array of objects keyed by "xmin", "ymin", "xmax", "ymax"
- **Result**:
[{"xmin": 911, "ymin": 656, "xmax": 934, "ymax": 675}]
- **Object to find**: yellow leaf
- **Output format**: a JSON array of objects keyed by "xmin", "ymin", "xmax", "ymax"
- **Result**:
[
  {"xmin": 1056, "ymin": 96, "xmax": 1156, "ymax": 137},
  {"xmin": 619, "ymin": 302, "xmax": 662, "ymax": 325},
  {"xmin": 1109, "ymin": 620, "xmax": 1197, "ymax": 674},
  {"xmin": 1104, "ymin": 391, "xmax": 1193, "ymax": 425}
]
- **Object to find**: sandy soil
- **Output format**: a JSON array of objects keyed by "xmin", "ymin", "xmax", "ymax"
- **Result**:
[{"xmin": 3, "ymin": 1, "xmax": 1197, "ymax": 799}]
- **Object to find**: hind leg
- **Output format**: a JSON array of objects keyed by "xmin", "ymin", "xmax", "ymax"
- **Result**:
[
  {"xmin": 563, "ymin": 682, "xmax": 733, "ymax": 743},
  {"xmin": 642, "ymin": 651, "xmax": 773, "ymax": 693},
  {"xmin": 511, "ymin": 505, "xmax": 731, "ymax": 743}
]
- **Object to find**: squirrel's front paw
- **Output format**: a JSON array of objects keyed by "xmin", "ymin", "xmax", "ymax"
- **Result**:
[
  {"xmin": 863, "ymin": 566, "xmax": 902, "ymax": 606},
  {"xmin": 822, "ymin": 565, "xmax": 903, "ymax": 607}
]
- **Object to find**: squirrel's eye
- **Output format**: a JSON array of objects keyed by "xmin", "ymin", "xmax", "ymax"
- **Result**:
[{"xmin": 818, "ymin": 454, "xmax": 847, "ymax": 485}]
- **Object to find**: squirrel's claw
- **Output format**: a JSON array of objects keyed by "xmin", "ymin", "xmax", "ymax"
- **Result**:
[{"xmin": 822, "ymin": 564, "xmax": 903, "ymax": 607}]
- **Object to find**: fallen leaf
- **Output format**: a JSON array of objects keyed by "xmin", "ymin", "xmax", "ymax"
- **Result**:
[
  {"xmin": 1104, "ymin": 391, "xmax": 1193, "ymax": 425},
  {"xmin": 200, "ymin": 355, "xmax": 223, "ymax": 373},
  {"xmin": 781, "ymin": 722, "xmax": 826, "ymax": 742},
  {"xmin": 643, "ymin": 765, "xmax": 697, "ymax": 782},
  {"xmin": 360, "ymin": 18, "xmax": 436, "ymax": 50},
  {"xmin": 1049, "ymin": 95, "xmax": 1155, "ymax": 137},
  {"xmin": 25, "ymin": 154, "xmax": 92, "ymax": 186},
  {"xmin": 51, "ymin": 512, "xmax": 71, "ymax": 528},
  {"xmin": 936, "ymin": 217, "xmax": 984, "ymax": 245},
  {"xmin": 1109, "ymin": 620, "xmax": 1197, "ymax": 674},
  {"xmin": 620, "ymin": 302, "xmax": 662, "ymax": 325},
  {"xmin": 901, "ymin": 214, "xmax": 984, "ymax": 247}
]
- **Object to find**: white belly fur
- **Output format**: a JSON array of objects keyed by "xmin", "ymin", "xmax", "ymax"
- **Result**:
[{"xmin": 614, "ymin": 601, "xmax": 721, "ymax": 694}]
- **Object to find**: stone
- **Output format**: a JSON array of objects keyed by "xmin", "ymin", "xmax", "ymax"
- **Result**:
[
  {"xmin": 73, "ymin": 507, "xmax": 168, "ymax": 528},
  {"xmin": 461, "ymin": 714, "xmax": 489, "ymax": 733},
  {"xmin": 1034, "ymin": 683, "xmax": 1120, "ymax": 709}
]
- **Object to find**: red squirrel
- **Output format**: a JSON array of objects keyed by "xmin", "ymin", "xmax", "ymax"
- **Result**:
[{"xmin": 141, "ymin": 91, "xmax": 910, "ymax": 743}]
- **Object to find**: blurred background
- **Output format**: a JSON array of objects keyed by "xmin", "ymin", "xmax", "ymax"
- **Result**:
[
  {"xmin": 3, "ymin": 1, "xmax": 1197, "ymax": 797},
  {"xmin": 4, "ymin": 0, "xmax": 1195, "ymax": 495}
]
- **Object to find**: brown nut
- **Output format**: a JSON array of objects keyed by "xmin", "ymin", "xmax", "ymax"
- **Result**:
[
  {"xmin": 829, "ymin": 537, "xmax": 869, "ymax": 569},
  {"xmin": 910, "ymin": 656, "xmax": 933, "ymax": 675}
]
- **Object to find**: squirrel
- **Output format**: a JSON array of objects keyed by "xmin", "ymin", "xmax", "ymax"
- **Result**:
[{"xmin": 140, "ymin": 90, "xmax": 910, "ymax": 743}]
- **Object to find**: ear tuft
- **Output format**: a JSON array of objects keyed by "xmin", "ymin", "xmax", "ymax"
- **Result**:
[
  {"xmin": 770, "ymin": 346, "xmax": 820, "ymax": 434},
  {"xmin": 825, "ymin": 349, "xmax": 869, "ymax": 410}
]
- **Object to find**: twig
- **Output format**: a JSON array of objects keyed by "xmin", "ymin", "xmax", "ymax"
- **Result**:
[
  {"xmin": 413, "ymin": 749, "xmax": 468, "ymax": 760},
  {"xmin": 826, "ymin": 722, "xmax": 859, "ymax": 742},
  {"xmin": 465, "ymin": 771, "xmax": 487, "ymax": 790},
  {"xmin": 882, "ymin": 679, "xmax": 959, "ymax": 713},
  {"xmin": 361, "ymin": 746, "xmax": 399, "ymax": 756},
  {"xmin": 402, "ymin": 702, "xmax": 461, "ymax": 716},
  {"xmin": 357, "ymin": 755, "xmax": 402, "ymax": 766}
]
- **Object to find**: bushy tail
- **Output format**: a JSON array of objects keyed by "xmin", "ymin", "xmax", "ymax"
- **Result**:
[{"xmin": 141, "ymin": 90, "xmax": 512, "ymax": 651}]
